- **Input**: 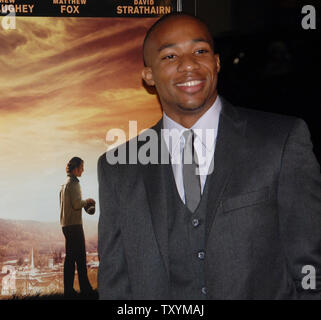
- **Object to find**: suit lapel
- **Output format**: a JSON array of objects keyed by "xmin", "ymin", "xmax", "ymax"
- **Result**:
[
  {"xmin": 140, "ymin": 100, "xmax": 247, "ymax": 274},
  {"xmin": 142, "ymin": 119, "xmax": 171, "ymax": 278},
  {"xmin": 205, "ymin": 100, "xmax": 247, "ymax": 243}
]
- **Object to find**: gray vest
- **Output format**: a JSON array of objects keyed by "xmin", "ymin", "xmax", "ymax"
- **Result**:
[{"xmin": 165, "ymin": 163, "xmax": 210, "ymax": 300}]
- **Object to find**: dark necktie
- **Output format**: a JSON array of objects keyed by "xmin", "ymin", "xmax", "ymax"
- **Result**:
[{"xmin": 182, "ymin": 130, "xmax": 201, "ymax": 212}]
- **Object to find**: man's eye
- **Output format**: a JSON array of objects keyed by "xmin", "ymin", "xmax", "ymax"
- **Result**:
[
  {"xmin": 162, "ymin": 54, "xmax": 176, "ymax": 60},
  {"xmin": 195, "ymin": 49, "xmax": 209, "ymax": 54}
]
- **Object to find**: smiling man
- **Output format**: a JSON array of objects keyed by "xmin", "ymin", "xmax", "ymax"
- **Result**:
[
  {"xmin": 98, "ymin": 13, "xmax": 321, "ymax": 300},
  {"xmin": 141, "ymin": 14, "xmax": 220, "ymax": 128}
]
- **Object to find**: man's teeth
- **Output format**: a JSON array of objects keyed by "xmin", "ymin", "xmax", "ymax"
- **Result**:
[{"xmin": 177, "ymin": 80, "xmax": 202, "ymax": 87}]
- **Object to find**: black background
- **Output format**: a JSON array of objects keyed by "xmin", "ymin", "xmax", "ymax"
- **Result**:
[{"xmin": 183, "ymin": 0, "xmax": 321, "ymax": 163}]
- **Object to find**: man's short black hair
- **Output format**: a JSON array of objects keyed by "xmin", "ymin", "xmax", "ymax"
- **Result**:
[{"xmin": 143, "ymin": 12, "xmax": 214, "ymax": 66}]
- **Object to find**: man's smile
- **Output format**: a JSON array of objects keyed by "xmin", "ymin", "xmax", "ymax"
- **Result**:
[{"xmin": 175, "ymin": 79, "xmax": 205, "ymax": 93}]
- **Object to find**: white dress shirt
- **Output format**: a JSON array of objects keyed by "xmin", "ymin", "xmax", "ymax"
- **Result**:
[{"xmin": 162, "ymin": 96, "xmax": 222, "ymax": 203}]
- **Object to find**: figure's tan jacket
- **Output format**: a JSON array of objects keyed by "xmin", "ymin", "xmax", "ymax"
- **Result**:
[{"xmin": 60, "ymin": 175, "xmax": 86, "ymax": 227}]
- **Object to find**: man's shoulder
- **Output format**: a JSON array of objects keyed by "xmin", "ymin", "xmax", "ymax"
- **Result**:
[
  {"xmin": 222, "ymin": 98, "xmax": 302, "ymax": 134},
  {"xmin": 98, "ymin": 119, "xmax": 162, "ymax": 174},
  {"xmin": 220, "ymin": 98, "xmax": 309, "ymax": 149},
  {"xmin": 99, "ymin": 119, "xmax": 163, "ymax": 168},
  {"xmin": 237, "ymin": 105, "xmax": 297, "ymax": 123}
]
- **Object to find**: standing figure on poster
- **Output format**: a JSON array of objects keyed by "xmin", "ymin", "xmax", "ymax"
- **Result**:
[{"xmin": 60, "ymin": 156, "xmax": 95, "ymax": 297}]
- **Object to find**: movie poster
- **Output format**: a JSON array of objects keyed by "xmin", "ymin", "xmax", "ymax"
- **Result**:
[{"xmin": 0, "ymin": 0, "xmax": 175, "ymax": 298}]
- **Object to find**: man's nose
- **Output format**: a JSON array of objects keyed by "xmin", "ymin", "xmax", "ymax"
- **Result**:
[{"xmin": 177, "ymin": 54, "xmax": 200, "ymax": 72}]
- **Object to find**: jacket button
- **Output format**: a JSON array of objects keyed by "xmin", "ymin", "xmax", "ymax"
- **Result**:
[
  {"xmin": 192, "ymin": 219, "xmax": 200, "ymax": 227},
  {"xmin": 198, "ymin": 251, "xmax": 205, "ymax": 260}
]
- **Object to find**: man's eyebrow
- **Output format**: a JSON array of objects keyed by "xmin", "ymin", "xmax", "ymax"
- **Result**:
[
  {"xmin": 192, "ymin": 38, "xmax": 212, "ymax": 45},
  {"xmin": 157, "ymin": 38, "xmax": 212, "ymax": 52},
  {"xmin": 157, "ymin": 43, "xmax": 176, "ymax": 52}
]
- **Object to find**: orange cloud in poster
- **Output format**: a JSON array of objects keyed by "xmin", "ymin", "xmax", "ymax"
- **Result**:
[{"xmin": 0, "ymin": 17, "xmax": 161, "ymax": 221}]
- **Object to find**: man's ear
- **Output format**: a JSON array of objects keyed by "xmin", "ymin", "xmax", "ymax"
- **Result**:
[
  {"xmin": 215, "ymin": 54, "xmax": 221, "ymax": 73},
  {"xmin": 142, "ymin": 67, "xmax": 155, "ymax": 86}
]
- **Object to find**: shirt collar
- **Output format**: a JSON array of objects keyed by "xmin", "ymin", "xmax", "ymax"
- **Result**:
[
  {"xmin": 163, "ymin": 111, "xmax": 185, "ymax": 159},
  {"xmin": 162, "ymin": 95, "xmax": 222, "ymax": 157}
]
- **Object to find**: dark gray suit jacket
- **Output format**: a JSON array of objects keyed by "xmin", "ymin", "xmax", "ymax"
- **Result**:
[{"xmin": 98, "ymin": 99, "xmax": 321, "ymax": 300}]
